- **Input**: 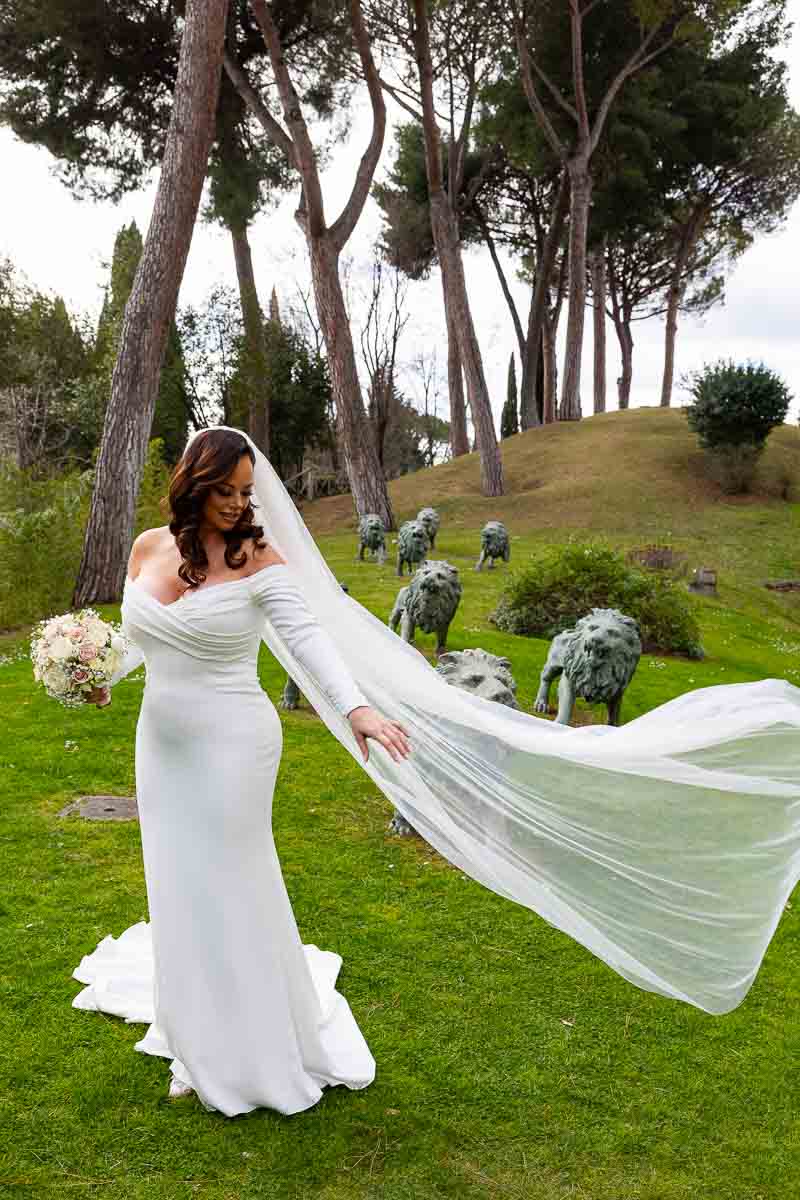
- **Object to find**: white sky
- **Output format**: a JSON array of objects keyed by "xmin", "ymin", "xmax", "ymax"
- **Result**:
[{"xmin": 2, "ymin": 13, "xmax": 799, "ymax": 429}]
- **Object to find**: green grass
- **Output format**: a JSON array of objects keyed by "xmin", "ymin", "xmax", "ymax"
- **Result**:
[{"xmin": 1, "ymin": 408, "xmax": 799, "ymax": 1198}]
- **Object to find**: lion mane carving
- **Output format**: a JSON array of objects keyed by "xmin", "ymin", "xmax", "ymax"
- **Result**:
[
  {"xmin": 534, "ymin": 608, "xmax": 641, "ymax": 726},
  {"xmin": 416, "ymin": 507, "xmax": 441, "ymax": 549},
  {"xmin": 436, "ymin": 648, "xmax": 519, "ymax": 708},
  {"xmin": 388, "ymin": 559, "xmax": 462, "ymax": 655},
  {"xmin": 357, "ymin": 513, "xmax": 387, "ymax": 563},
  {"xmin": 475, "ymin": 520, "xmax": 510, "ymax": 571},
  {"xmin": 396, "ymin": 519, "xmax": 429, "ymax": 576}
]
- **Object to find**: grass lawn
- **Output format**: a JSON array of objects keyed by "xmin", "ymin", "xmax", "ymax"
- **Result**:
[{"xmin": 1, "ymin": 408, "xmax": 799, "ymax": 1198}]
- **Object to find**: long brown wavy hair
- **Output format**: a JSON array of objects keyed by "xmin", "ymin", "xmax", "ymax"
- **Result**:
[{"xmin": 167, "ymin": 429, "xmax": 267, "ymax": 589}]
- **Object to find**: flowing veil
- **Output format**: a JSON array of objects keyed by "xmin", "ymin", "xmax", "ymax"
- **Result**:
[{"xmin": 187, "ymin": 426, "xmax": 800, "ymax": 1015}]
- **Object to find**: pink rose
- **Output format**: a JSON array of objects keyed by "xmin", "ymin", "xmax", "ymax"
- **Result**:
[
  {"xmin": 79, "ymin": 642, "xmax": 98, "ymax": 662},
  {"xmin": 72, "ymin": 666, "xmax": 90, "ymax": 682},
  {"xmin": 68, "ymin": 628, "xmax": 84, "ymax": 641}
]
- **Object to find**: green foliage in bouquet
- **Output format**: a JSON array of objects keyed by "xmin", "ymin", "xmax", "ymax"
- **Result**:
[{"xmin": 490, "ymin": 541, "xmax": 704, "ymax": 659}]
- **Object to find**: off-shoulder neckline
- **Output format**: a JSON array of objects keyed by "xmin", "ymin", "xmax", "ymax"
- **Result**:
[{"xmin": 126, "ymin": 562, "xmax": 289, "ymax": 609}]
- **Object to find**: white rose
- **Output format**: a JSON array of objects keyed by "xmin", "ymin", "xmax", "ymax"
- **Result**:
[
  {"xmin": 110, "ymin": 634, "xmax": 126, "ymax": 655},
  {"xmin": 86, "ymin": 619, "xmax": 108, "ymax": 645},
  {"xmin": 49, "ymin": 636, "xmax": 74, "ymax": 661}
]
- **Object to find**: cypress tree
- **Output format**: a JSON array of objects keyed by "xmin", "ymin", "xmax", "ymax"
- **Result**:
[{"xmin": 501, "ymin": 353, "xmax": 519, "ymax": 439}]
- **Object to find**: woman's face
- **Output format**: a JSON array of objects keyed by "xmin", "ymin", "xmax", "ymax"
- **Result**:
[{"xmin": 200, "ymin": 454, "xmax": 255, "ymax": 534}]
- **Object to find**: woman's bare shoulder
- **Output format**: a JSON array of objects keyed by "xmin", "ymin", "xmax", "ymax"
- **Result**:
[
  {"xmin": 249, "ymin": 539, "xmax": 286, "ymax": 571},
  {"xmin": 133, "ymin": 526, "xmax": 171, "ymax": 550},
  {"xmin": 128, "ymin": 527, "xmax": 171, "ymax": 576}
]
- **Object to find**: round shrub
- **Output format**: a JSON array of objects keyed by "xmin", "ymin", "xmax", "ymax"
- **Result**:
[
  {"xmin": 490, "ymin": 541, "xmax": 704, "ymax": 659},
  {"xmin": 684, "ymin": 359, "xmax": 792, "ymax": 451}
]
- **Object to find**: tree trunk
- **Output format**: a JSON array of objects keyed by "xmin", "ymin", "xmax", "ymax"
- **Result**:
[
  {"xmin": 231, "ymin": 222, "xmax": 269, "ymax": 455},
  {"xmin": 430, "ymin": 198, "xmax": 503, "ymax": 495},
  {"xmin": 614, "ymin": 316, "xmax": 633, "ymax": 409},
  {"xmin": 73, "ymin": 0, "xmax": 229, "ymax": 605},
  {"xmin": 660, "ymin": 206, "xmax": 708, "ymax": 408},
  {"xmin": 444, "ymin": 289, "xmax": 469, "ymax": 457},
  {"xmin": 591, "ymin": 243, "xmax": 606, "ymax": 414},
  {"xmin": 542, "ymin": 314, "xmax": 557, "ymax": 424},
  {"xmin": 559, "ymin": 159, "xmax": 592, "ymax": 421},
  {"xmin": 520, "ymin": 172, "xmax": 568, "ymax": 429},
  {"xmin": 660, "ymin": 276, "xmax": 684, "ymax": 408},
  {"xmin": 307, "ymin": 232, "xmax": 395, "ymax": 527}
]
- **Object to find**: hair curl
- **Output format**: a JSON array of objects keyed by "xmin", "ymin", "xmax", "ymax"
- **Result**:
[{"xmin": 167, "ymin": 430, "xmax": 267, "ymax": 589}]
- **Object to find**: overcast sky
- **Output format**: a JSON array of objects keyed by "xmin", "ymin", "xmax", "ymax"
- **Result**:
[{"xmin": 2, "ymin": 13, "xmax": 799, "ymax": 429}]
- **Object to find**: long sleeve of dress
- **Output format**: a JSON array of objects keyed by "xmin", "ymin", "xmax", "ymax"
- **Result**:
[
  {"xmin": 248, "ymin": 564, "xmax": 368, "ymax": 719},
  {"xmin": 109, "ymin": 638, "xmax": 145, "ymax": 686}
]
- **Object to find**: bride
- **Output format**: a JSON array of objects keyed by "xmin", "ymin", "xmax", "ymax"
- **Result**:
[
  {"xmin": 72, "ymin": 424, "xmax": 800, "ymax": 1118},
  {"xmin": 74, "ymin": 427, "xmax": 409, "ymax": 1117}
]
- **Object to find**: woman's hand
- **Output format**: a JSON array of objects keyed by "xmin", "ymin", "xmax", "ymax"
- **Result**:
[
  {"xmin": 85, "ymin": 685, "xmax": 111, "ymax": 708},
  {"xmin": 347, "ymin": 706, "xmax": 411, "ymax": 763}
]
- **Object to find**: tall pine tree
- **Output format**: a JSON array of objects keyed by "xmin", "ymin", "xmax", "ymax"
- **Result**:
[{"xmin": 501, "ymin": 353, "xmax": 519, "ymax": 439}]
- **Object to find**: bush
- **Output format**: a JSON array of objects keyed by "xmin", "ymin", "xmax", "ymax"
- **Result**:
[
  {"xmin": 704, "ymin": 442, "xmax": 764, "ymax": 495},
  {"xmin": 0, "ymin": 460, "xmax": 91, "ymax": 630},
  {"xmin": 684, "ymin": 360, "xmax": 792, "ymax": 451},
  {"xmin": 0, "ymin": 438, "xmax": 171, "ymax": 632},
  {"xmin": 490, "ymin": 541, "xmax": 704, "ymax": 659}
]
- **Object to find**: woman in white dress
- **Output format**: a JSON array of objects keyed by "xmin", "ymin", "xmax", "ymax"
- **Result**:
[
  {"xmin": 73, "ymin": 428, "xmax": 410, "ymax": 1116},
  {"xmin": 72, "ymin": 424, "xmax": 800, "ymax": 1117}
]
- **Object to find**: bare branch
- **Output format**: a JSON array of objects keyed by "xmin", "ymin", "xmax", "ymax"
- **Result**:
[
  {"xmin": 329, "ymin": 0, "xmax": 387, "ymax": 252},
  {"xmin": 249, "ymin": 0, "xmax": 326, "ymax": 235},
  {"xmin": 589, "ymin": 23, "xmax": 671, "ymax": 155},
  {"xmin": 223, "ymin": 51, "xmax": 295, "ymax": 162},
  {"xmin": 473, "ymin": 204, "xmax": 525, "ymax": 355},
  {"xmin": 529, "ymin": 55, "xmax": 578, "ymax": 126},
  {"xmin": 513, "ymin": 9, "xmax": 566, "ymax": 161}
]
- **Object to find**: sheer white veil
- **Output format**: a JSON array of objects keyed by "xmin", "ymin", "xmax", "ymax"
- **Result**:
[{"xmin": 185, "ymin": 425, "xmax": 800, "ymax": 1015}]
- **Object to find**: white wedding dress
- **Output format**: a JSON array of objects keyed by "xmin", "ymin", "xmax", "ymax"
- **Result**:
[{"xmin": 72, "ymin": 564, "xmax": 376, "ymax": 1117}]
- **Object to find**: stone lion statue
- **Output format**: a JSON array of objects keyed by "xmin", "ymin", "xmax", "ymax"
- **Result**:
[
  {"xmin": 416, "ymin": 507, "xmax": 441, "ymax": 549},
  {"xmin": 388, "ymin": 560, "xmax": 462, "ymax": 655},
  {"xmin": 357, "ymin": 513, "xmax": 387, "ymax": 563},
  {"xmin": 389, "ymin": 646, "xmax": 518, "ymax": 837},
  {"xmin": 475, "ymin": 520, "xmax": 510, "ymax": 571},
  {"xmin": 280, "ymin": 584, "xmax": 350, "ymax": 710},
  {"xmin": 534, "ymin": 608, "xmax": 642, "ymax": 726},
  {"xmin": 396, "ymin": 519, "xmax": 429, "ymax": 576}
]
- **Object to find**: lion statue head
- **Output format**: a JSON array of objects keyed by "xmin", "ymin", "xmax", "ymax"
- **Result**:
[
  {"xmin": 416, "ymin": 507, "xmax": 440, "ymax": 541},
  {"xmin": 403, "ymin": 560, "xmax": 462, "ymax": 631},
  {"xmin": 562, "ymin": 608, "xmax": 642, "ymax": 702},
  {"xmin": 399, "ymin": 519, "xmax": 429, "ymax": 562},
  {"xmin": 481, "ymin": 521, "xmax": 509, "ymax": 556},
  {"xmin": 359, "ymin": 513, "xmax": 386, "ymax": 550},
  {"xmin": 436, "ymin": 647, "xmax": 518, "ymax": 708}
]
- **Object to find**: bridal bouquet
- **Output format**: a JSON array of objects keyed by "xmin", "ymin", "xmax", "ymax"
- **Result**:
[{"xmin": 30, "ymin": 609, "xmax": 128, "ymax": 708}]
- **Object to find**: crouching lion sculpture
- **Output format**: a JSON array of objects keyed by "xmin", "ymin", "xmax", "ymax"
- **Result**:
[
  {"xmin": 388, "ymin": 560, "xmax": 462, "ymax": 656},
  {"xmin": 357, "ymin": 513, "xmax": 387, "ymax": 563},
  {"xmin": 534, "ymin": 608, "xmax": 641, "ymax": 726}
]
